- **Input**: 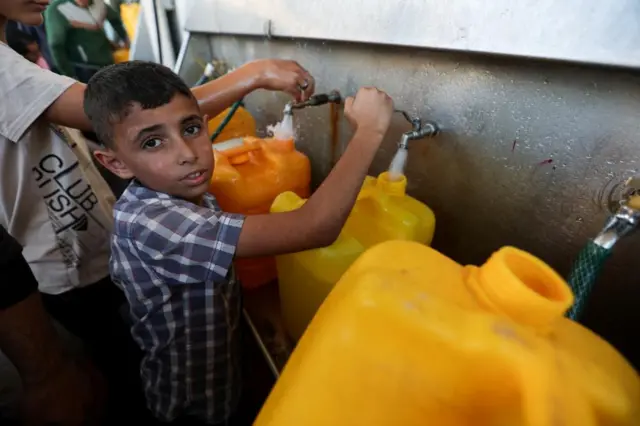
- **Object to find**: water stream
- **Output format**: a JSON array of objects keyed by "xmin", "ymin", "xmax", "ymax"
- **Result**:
[
  {"xmin": 267, "ymin": 108, "xmax": 295, "ymax": 141},
  {"xmin": 387, "ymin": 147, "xmax": 408, "ymax": 181}
]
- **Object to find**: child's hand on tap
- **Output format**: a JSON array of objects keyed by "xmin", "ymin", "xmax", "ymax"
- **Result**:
[
  {"xmin": 243, "ymin": 59, "xmax": 316, "ymax": 102},
  {"xmin": 344, "ymin": 87, "xmax": 394, "ymax": 143}
]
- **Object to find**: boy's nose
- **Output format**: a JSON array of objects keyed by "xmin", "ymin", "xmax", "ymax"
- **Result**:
[{"xmin": 176, "ymin": 140, "xmax": 198, "ymax": 165}]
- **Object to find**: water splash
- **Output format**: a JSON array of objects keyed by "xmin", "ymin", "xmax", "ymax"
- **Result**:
[
  {"xmin": 388, "ymin": 147, "xmax": 408, "ymax": 181},
  {"xmin": 267, "ymin": 108, "xmax": 295, "ymax": 141}
]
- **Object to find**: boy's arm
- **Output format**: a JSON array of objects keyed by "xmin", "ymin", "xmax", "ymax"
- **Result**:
[
  {"xmin": 191, "ymin": 59, "xmax": 314, "ymax": 118},
  {"xmin": 236, "ymin": 87, "xmax": 394, "ymax": 257},
  {"xmin": 44, "ymin": 59, "xmax": 315, "ymax": 131},
  {"xmin": 44, "ymin": 5, "xmax": 75, "ymax": 78},
  {"xmin": 0, "ymin": 293, "xmax": 103, "ymax": 425},
  {"xmin": 0, "ymin": 228, "xmax": 104, "ymax": 424}
]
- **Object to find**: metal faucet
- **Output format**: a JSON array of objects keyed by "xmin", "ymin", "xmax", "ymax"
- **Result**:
[
  {"xmin": 596, "ymin": 176, "xmax": 640, "ymax": 249},
  {"xmin": 566, "ymin": 175, "xmax": 640, "ymax": 320},
  {"xmin": 284, "ymin": 90, "xmax": 342, "ymax": 115},
  {"xmin": 283, "ymin": 99, "xmax": 440, "ymax": 148},
  {"xmin": 396, "ymin": 109, "xmax": 439, "ymax": 149}
]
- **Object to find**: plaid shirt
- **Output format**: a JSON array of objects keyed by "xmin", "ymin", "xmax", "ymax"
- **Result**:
[{"xmin": 110, "ymin": 180, "xmax": 245, "ymax": 424}]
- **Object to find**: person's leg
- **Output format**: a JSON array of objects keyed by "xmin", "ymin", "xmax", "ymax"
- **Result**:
[{"xmin": 41, "ymin": 277, "xmax": 153, "ymax": 422}]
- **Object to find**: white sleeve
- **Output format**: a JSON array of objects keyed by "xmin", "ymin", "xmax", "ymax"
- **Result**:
[{"xmin": 0, "ymin": 43, "xmax": 76, "ymax": 142}]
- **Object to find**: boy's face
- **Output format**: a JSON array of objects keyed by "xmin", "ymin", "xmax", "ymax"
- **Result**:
[{"xmin": 95, "ymin": 94, "xmax": 214, "ymax": 202}]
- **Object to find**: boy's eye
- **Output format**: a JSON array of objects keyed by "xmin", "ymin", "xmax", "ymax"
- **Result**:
[
  {"xmin": 184, "ymin": 124, "xmax": 201, "ymax": 136},
  {"xmin": 142, "ymin": 138, "xmax": 162, "ymax": 149}
]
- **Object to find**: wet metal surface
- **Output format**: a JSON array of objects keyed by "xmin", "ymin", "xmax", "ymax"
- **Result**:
[
  {"xmin": 185, "ymin": 33, "xmax": 640, "ymax": 368},
  {"xmin": 185, "ymin": 0, "xmax": 640, "ymax": 70}
]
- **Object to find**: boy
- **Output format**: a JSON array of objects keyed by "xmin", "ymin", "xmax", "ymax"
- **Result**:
[{"xmin": 85, "ymin": 61, "xmax": 394, "ymax": 425}]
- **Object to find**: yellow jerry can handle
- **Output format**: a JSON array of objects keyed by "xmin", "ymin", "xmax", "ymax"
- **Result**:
[{"xmin": 214, "ymin": 139, "xmax": 263, "ymax": 165}]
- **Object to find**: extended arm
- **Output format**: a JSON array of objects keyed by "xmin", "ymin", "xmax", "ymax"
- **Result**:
[
  {"xmin": 235, "ymin": 87, "xmax": 394, "ymax": 257},
  {"xmin": 44, "ymin": 59, "xmax": 315, "ymax": 131}
]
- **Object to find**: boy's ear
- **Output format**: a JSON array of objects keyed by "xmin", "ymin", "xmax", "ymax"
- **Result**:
[{"xmin": 93, "ymin": 148, "xmax": 135, "ymax": 180}]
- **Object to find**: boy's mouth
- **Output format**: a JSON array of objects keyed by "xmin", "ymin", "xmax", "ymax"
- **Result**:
[{"xmin": 181, "ymin": 169, "xmax": 208, "ymax": 186}]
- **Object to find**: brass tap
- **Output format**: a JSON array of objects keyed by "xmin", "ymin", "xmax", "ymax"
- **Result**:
[{"xmin": 290, "ymin": 90, "xmax": 342, "ymax": 110}]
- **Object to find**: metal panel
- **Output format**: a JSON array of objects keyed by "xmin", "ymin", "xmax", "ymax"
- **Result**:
[
  {"xmin": 129, "ymin": 5, "xmax": 156, "ymax": 62},
  {"xmin": 185, "ymin": 0, "xmax": 640, "ymax": 69},
  {"xmin": 172, "ymin": 31, "xmax": 191, "ymax": 74},
  {"xmin": 174, "ymin": 33, "xmax": 213, "ymax": 85},
  {"xmin": 137, "ymin": 0, "xmax": 176, "ymax": 68},
  {"xmin": 194, "ymin": 35, "xmax": 640, "ymax": 368}
]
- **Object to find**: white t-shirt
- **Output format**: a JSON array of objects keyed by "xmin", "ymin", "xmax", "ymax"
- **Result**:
[{"xmin": 0, "ymin": 43, "xmax": 112, "ymax": 295}]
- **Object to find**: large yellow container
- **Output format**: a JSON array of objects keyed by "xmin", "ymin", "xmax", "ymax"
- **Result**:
[
  {"xmin": 270, "ymin": 172, "xmax": 435, "ymax": 341},
  {"xmin": 210, "ymin": 137, "xmax": 311, "ymax": 289},
  {"xmin": 256, "ymin": 241, "xmax": 640, "ymax": 426},
  {"xmin": 208, "ymin": 106, "xmax": 257, "ymax": 143}
]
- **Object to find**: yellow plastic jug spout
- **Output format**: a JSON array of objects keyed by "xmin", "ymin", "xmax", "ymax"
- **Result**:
[
  {"xmin": 257, "ymin": 241, "xmax": 640, "ymax": 426},
  {"xmin": 362, "ymin": 171, "xmax": 407, "ymax": 198},
  {"xmin": 464, "ymin": 247, "xmax": 574, "ymax": 333}
]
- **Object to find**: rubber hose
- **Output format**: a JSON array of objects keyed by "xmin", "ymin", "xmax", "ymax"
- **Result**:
[
  {"xmin": 210, "ymin": 100, "xmax": 243, "ymax": 142},
  {"xmin": 565, "ymin": 240, "xmax": 612, "ymax": 320},
  {"xmin": 194, "ymin": 74, "xmax": 209, "ymax": 86},
  {"xmin": 192, "ymin": 72, "xmax": 245, "ymax": 142}
]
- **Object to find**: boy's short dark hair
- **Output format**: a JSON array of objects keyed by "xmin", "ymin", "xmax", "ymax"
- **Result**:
[{"xmin": 83, "ymin": 61, "xmax": 195, "ymax": 147}]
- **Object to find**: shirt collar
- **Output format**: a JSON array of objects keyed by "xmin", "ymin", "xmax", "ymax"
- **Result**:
[{"xmin": 122, "ymin": 179, "xmax": 216, "ymax": 208}]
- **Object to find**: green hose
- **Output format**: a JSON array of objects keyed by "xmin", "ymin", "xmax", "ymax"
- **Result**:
[
  {"xmin": 210, "ymin": 100, "xmax": 243, "ymax": 142},
  {"xmin": 192, "ymin": 70, "xmax": 244, "ymax": 143},
  {"xmin": 565, "ymin": 241, "xmax": 612, "ymax": 320}
]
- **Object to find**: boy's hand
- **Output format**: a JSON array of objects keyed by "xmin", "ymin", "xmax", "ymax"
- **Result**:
[
  {"xmin": 248, "ymin": 59, "xmax": 315, "ymax": 102},
  {"xmin": 344, "ymin": 87, "xmax": 394, "ymax": 139}
]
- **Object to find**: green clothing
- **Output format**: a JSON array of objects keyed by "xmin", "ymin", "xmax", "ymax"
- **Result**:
[
  {"xmin": 45, "ymin": 0, "xmax": 128, "ymax": 78},
  {"xmin": 108, "ymin": 0, "xmax": 123, "ymax": 17}
]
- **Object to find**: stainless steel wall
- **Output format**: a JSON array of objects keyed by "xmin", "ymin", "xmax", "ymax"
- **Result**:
[{"xmin": 184, "ymin": 33, "xmax": 640, "ymax": 367}]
